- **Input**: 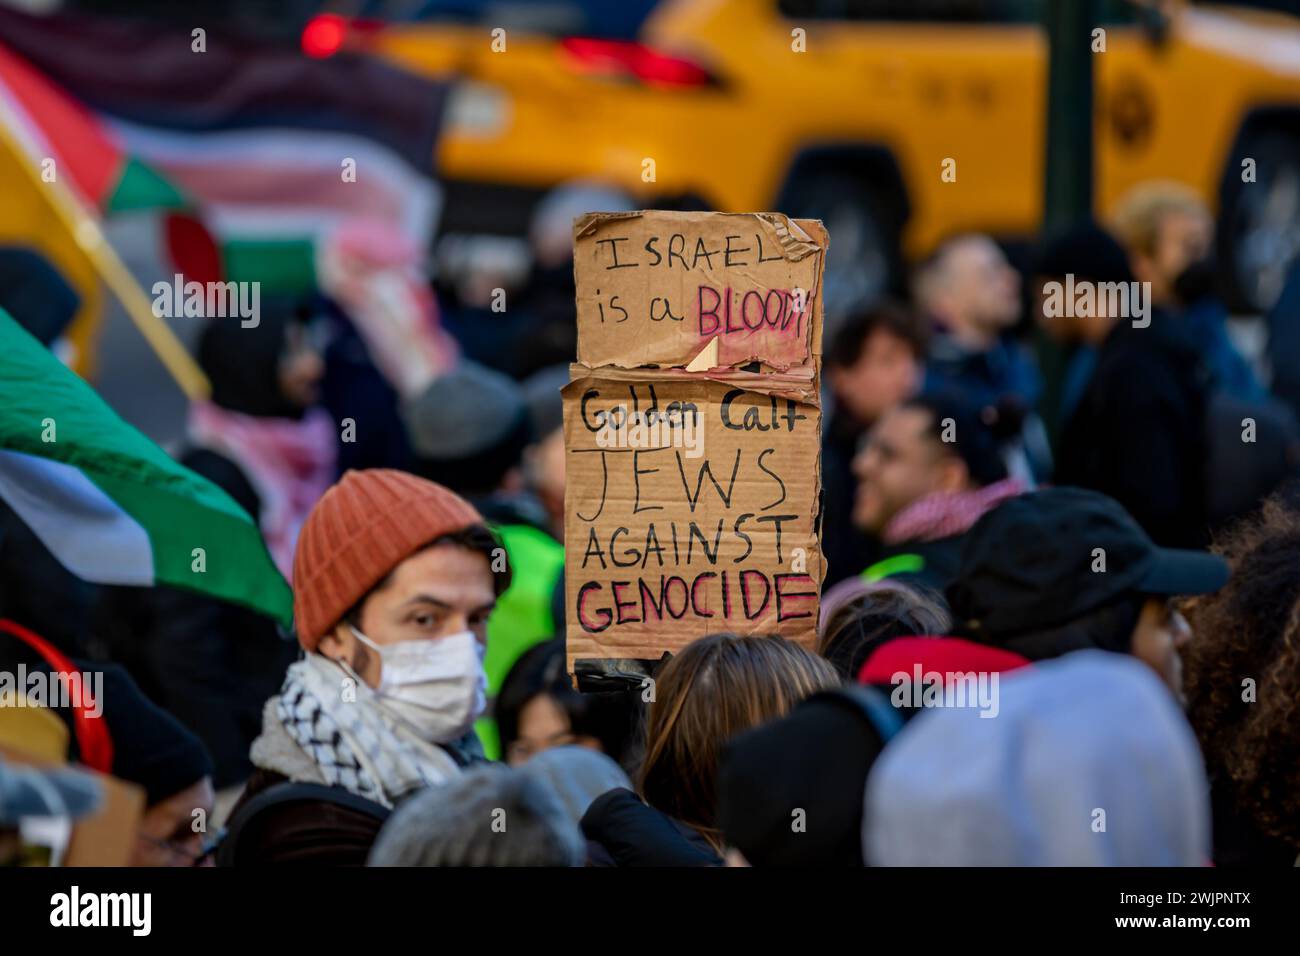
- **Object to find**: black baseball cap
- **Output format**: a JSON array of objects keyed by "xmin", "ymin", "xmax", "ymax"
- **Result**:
[{"xmin": 946, "ymin": 487, "xmax": 1229, "ymax": 639}]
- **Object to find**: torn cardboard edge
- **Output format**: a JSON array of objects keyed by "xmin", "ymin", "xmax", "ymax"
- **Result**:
[
  {"xmin": 573, "ymin": 210, "xmax": 821, "ymax": 260},
  {"xmin": 568, "ymin": 362, "xmax": 819, "ymax": 405},
  {"xmin": 572, "ymin": 211, "xmax": 827, "ymax": 374},
  {"xmin": 565, "ymin": 209, "xmax": 827, "ymax": 672},
  {"xmin": 684, "ymin": 336, "xmax": 719, "ymax": 372}
]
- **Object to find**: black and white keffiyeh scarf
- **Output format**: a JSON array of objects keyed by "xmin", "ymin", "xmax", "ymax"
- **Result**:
[{"xmin": 275, "ymin": 654, "xmax": 460, "ymax": 808}]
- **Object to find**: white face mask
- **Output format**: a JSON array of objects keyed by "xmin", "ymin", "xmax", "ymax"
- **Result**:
[{"xmin": 351, "ymin": 626, "xmax": 487, "ymax": 744}]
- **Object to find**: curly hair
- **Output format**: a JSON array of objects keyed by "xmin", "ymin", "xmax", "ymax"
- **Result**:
[{"xmin": 1183, "ymin": 496, "xmax": 1300, "ymax": 850}]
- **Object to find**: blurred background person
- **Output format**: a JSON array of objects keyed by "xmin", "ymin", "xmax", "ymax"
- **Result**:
[
  {"xmin": 946, "ymin": 487, "xmax": 1229, "ymax": 702},
  {"xmin": 913, "ymin": 234, "xmax": 1050, "ymax": 480},
  {"xmin": 816, "ymin": 582, "xmax": 951, "ymax": 682},
  {"xmin": 431, "ymin": 237, "xmax": 528, "ymax": 376},
  {"xmin": 1029, "ymin": 220, "xmax": 1135, "ymax": 433},
  {"xmin": 187, "ymin": 302, "xmax": 335, "ymax": 578},
  {"xmin": 509, "ymin": 182, "xmax": 637, "ymax": 380},
  {"xmin": 495, "ymin": 638, "xmax": 641, "ymax": 774},
  {"xmin": 316, "ymin": 292, "xmax": 419, "ymax": 476},
  {"xmin": 1054, "ymin": 218, "xmax": 1298, "ymax": 547},
  {"xmin": 314, "ymin": 217, "xmax": 460, "ymax": 476},
  {"xmin": 1110, "ymin": 182, "xmax": 1300, "ymax": 535},
  {"xmin": 1111, "ymin": 181, "xmax": 1264, "ymax": 402},
  {"xmin": 1266, "ymin": 260, "xmax": 1300, "ymax": 424},
  {"xmin": 849, "ymin": 391, "xmax": 1025, "ymax": 592},
  {"xmin": 94, "ymin": 302, "xmax": 331, "ymax": 787},
  {"xmin": 581, "ymin": 633, "xmax": 837, "ymax": 866},
  {"xmin": 521, "ymin": 363, "xmax": 570, "ymax": 543},
  {"xmin": 1054, "ymin": 268, "xmax": 1215, "ymax": 547},
  {"xmin": 1053, "ymin": 190, "xmax": 1296, "ymax": 543},
  {"xmin": 822, "ymin": 302, "xmax": 928, "ymax": 588}
]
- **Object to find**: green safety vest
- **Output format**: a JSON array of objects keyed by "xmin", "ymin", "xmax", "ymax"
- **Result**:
[
  {"xmin": 473, "ymin": 522, "xmax": 565, "ymax": 760},
  {"xmin": 861, "ymin": 553, "xmax": 926, "ymax": 583}
]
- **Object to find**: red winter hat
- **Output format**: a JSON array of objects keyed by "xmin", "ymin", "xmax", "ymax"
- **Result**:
[
  {"xmin": 292, "ymin": 469, "xmax": 483, "ymax": 650},
  {"xmin": 858, "ymin": 636, "xmax": 1031, "ymax": 688}
]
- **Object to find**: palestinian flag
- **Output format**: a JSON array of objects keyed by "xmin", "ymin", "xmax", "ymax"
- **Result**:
[
  {"xmin": 0, "ymin": 5, "xmax": 449, "ymax": 295},
  {"xmin": 108, "ymin": 119, "xmax": 438, "ymax": 294},
  {"xmin": 0, "ymin": 39, "xmax": 221, "ymax": 378},
  {"xmin": 0, "ymin": 309, "xmax": 292, "ymax": 624},
  {"xmin": 0, "ymin": 40, "xmax": 218, "ymax": 271}
]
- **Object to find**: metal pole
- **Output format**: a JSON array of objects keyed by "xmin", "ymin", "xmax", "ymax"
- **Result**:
[{"xmin": 1043, "ymin": 0, "xmax": 1097, "ymax": 232}]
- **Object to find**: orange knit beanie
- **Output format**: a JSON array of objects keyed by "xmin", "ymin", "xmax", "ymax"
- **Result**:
[{"xmin": 291, "ymin": 469, "xmax": 483, "ymax": 650}]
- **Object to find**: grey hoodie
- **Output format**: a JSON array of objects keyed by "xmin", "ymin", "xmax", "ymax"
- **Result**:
[{"xmin": 864, "ymin": 651, "xmax": 1210, "ymax": 866}]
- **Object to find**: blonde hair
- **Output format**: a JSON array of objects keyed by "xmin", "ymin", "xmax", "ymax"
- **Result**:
[{"xmin": 1110, "ymin": 181, "xmax": 1209, "ymax": 258}]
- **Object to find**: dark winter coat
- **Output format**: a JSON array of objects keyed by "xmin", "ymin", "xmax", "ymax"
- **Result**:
[
  {"xmin": 580, "ymin": 788, "xmax": 722, "ymax": 867},
  {"xmin": 219, "ymin": 699, "xmax": 485, "ymax": 866},
  {"xmin": 1056, "ymin": 310, "xmax": 1212, "ymax": 549}
]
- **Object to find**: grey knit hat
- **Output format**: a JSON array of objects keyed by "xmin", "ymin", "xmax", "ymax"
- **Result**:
[
  {"xmin": 367, "ymin": 765, "xmax": 585, "ymax": 867},
  {"xmin": 402, "ymin": 361, "xmax": 529, "ymax": 461},
  {"xmin": 520, "ymin": 746, "xmax": 630, "ymax": 826},
  {"xmin": 401, "ymin": 361, "xmax": 534, "ymax": 494},
  {"xmin": 521, "ymin": 363, "xmax": 570, "ymax": 441}
]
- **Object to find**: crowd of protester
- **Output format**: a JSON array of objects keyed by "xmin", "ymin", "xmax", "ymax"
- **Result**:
[{"xmin": 4, "ymin": 179, "xmax": 1300, "ymax": 867}]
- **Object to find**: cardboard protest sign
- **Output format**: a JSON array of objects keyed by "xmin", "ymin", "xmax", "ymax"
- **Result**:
[
  {"xmin": 565, "ymin": 211, "xmax": 826, "ymax": 675},
  {"xmin": 563, "ymin": 373, "xmax": 821, "ymax": 666},
  {"xmin": 573, "ymin": 210, "xmax": 824, "ymax": 374}
]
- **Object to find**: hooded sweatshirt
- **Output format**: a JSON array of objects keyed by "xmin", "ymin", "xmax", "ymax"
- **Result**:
[{"xmin": 863, "ymin": 651, "xmax": 1210, "ymax": 866}]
